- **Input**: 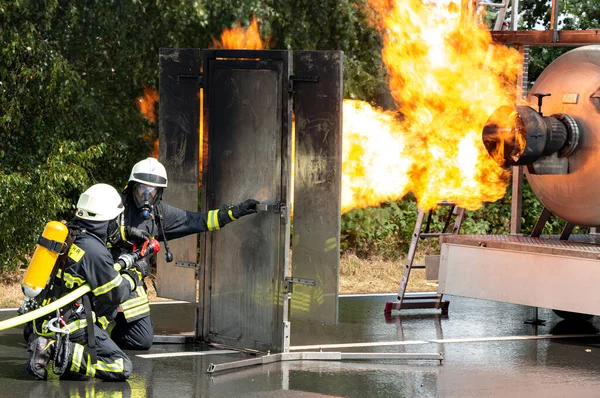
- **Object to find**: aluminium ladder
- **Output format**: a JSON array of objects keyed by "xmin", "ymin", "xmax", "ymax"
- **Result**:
[{"xmin": 385, "ymin": 203, "xmax": 465, "ymax": 315}]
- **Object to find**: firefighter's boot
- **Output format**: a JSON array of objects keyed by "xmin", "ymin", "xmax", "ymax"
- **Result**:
[{"xmin": 26, "ymin": 336, "xmax": 55, "ymax": 380}]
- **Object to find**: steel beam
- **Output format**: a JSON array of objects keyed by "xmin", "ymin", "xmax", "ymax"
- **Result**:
[{"xmin": 491, "ymin": 30, "xmax": 600, "ymax": 46}]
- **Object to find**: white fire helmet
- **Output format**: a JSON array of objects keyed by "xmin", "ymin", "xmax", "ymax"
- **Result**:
[
  {"xmin": 128, "ymin": 157, "xmax": 168, "ymax": 188},
  {"xmin": 76, "ymin": 184, "xmax": 125, "ymax": 221}
]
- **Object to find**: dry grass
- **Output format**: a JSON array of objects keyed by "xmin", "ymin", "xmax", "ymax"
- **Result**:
[
  {"xmin": 339, "ymin": 252, "xmax": 438, "ymax": 294},
  {"xmin": 0, "ymin": 270, "xmax": 26, "ymax": 308},
  {"xmin": 1, "ymin": 250, "xmax": 439, "ymax": 307}
]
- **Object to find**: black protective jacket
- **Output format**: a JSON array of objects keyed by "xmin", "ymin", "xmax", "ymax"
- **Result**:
[
  {"xmin": 35, "ymin": 218, "xmax": 136, "ymax": 336},
  {"xmin": 96, "ymin": 192, "xmax": 228, "ymax": 326}
]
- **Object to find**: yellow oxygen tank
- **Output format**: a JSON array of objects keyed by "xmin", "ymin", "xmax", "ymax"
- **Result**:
[{"xmin": 22, "ymin": 221, "xmax": 69, "ymax": 300}]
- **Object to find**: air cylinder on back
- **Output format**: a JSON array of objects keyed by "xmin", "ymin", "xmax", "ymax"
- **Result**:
[{"xmin": 22, "ymin": 221, "xmax": 69, "ymax": 300}]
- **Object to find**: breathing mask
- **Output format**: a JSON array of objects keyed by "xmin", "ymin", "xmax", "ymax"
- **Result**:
[
  {"xmin": 107, "ymin": 217, "xmax": 121, "ymax": 246},
  {"xmin": 133, "ymin": 183, "xmax": 160, "ymax": 220}
]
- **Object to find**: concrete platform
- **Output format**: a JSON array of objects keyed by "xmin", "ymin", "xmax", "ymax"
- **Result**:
[{"xmin": 2, "ymin": 295, "xmax": 600, "ymax": 397}]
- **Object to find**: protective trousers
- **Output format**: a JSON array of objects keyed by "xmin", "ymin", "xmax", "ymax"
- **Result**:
[
  {"xmin": 110, "ymin": 312, "xmax": 154, "ymax": 350},
  {"xmin": 67, "ymin": 324, "xmax": 132, "ymax": 381}
]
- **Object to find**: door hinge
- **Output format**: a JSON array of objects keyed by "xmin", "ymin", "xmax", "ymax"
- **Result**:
[
  {"xmin": 287, "ymin": 75, "xmax": 319, "ymax": 94},
  {"xmin": 177, "ymin": 73, "xmax": 203, "ymax": 88},
  {"xmin": 283, "ymin": 277, "xmax": 316, "ymax": 294},
  {"xmin": 174, "ymin": 261, "xmax": 201, "ymax": 279},
  {"xmin": 256, "ymin": 201, "xmax": 288, "ymax": 218}
]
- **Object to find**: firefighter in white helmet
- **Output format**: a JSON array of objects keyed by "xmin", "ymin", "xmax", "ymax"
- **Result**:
[
  {"xmin": 26, "ymin": 184, "xmax": 143, "ymax": 381},
  {"xmin": 97, "ymin": 157, "xmax": 258, "ymax": 350}
]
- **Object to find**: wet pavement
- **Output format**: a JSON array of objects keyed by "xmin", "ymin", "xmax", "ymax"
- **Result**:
[{"xmin": 2, "ymin": 294, "xmax": 600, "ymax": 397}]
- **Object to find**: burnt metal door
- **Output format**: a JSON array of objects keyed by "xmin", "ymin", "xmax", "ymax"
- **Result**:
[
  {"xmin": 200, "ymin": 50, "xmax": 292, "ymax": 352},
  {"xmin": 157, "ymin": 48, "xmax": 201, "ymax": 302},
  {"xmin": 291, "ymin": 51, "xmax": 343, "ymax": 325}
]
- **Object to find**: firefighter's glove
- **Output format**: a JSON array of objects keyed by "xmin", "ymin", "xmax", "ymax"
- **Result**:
[
  {"xmin": 126, "ymin": 226, "xmax": 151, "ymax": 243},
  {"xmin": 212, "ymin": 199, "xmax": 259, "ymax": 231},
  {"xmin": 231, "ymin": 199, "xmax": 259, "ymax": 219},
  {"xmin": 132, "ymin": 257, "xmax": 150, "ymax": 279}
]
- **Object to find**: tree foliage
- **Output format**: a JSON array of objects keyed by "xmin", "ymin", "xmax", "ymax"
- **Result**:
[{"xmin": 0, "ymin": 0, "xmax": 385, "ymax": 272}]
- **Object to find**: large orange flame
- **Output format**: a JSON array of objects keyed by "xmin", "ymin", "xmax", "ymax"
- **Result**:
[
  {"xmin": 342, "ymin": 100, "xmax": 410, "ymax": 211},
  {"xmin": 137, "ymin": 86, "xmax": 159, "ymax": 158},
  {"xmin": 211, "ymin": 16, "xmax": 266, "ymax": 49},
  {"xmin": 341, "ymin": 0, "xmax": 522, "ymax": 212},
  {"xmin": 137, "ymin": 86, "xmax": 159, "ymax": 124}
]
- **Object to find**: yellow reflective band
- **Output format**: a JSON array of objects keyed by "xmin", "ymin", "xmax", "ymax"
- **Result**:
[
  {"xmin": 106, "ymin": 320, "xmax": 116, "ymax": 335},
  {"xmin": 70, "ymin": 343, "xmax": 85, "ymax": 373},
  {"xmin": 57, "ymin": 269, "xmax": 62, "ymax": 277},
  {"xmin": 113, "ymin": 262, "xmax": 122, "ymax": 271},
  {"xmin": 68, "ymin": 244, "xmax": 85, "ymax": 262},
  {"xmin": 133, "ymin": 269, "xmax": 143, "ymax": 281},
  {"xmin": 207, "ymin": 210, "xmax": 219, "ymax": 231},
  {"xmin": 120, "ymin": 225, "xmax": 127, "ymax": 241},
  {"xmin": 92, "ymin": 274, "xmax": 123, "ymax": 296},
  {"xmin": 228, "ymin": 209, "xmax": 236, "ymax": 221},
  {"xmin": 66, "ymin": 319, "xmax": 86, "ymax": 333},
  {"xmin": 124, "ymin": 303, "xmax": 151, "ymax": 320},
  {"xmin": 98, "ymin": 316, "xmax": 110, "ymax": 330},
  {"xmin": 136, "ymin": 284, "xmax": 148, "ymax": 297},
  {"xmin": 64, "ymin": 311, "xmax": 96, "ymax": 333},
  {"xmin": 207, "ymin": 210, "xmax": 214, "ymax": 231},
  {"xmin": 65, "ymin": 318, "xmax": 87, "ymax": 333},
  {"xmin": 86, "ymin": 354, "xmax": 96, "ymax": 376},
  {"xmin": 121, "ymin": 295, "xmax": 148, "ymax": 311},
  {"xmin": 95, "ymin": 358, "xmax": 124, "ymax": 373},
  {"xmin": 213, "ymin": 210, "xmax": 220, "ymax": 230},
  {"xmin": 122, "ymin": 274, "xmax": 136, "ymax": 291},
  {"xmin": 62, "ymin": 272, "xmax": 86, "ymax": 289}
]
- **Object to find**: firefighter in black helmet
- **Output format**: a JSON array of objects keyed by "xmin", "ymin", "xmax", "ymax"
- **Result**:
[{"xmin": 97, "ymin": 157, "xmax": 259, "ymax": 350}]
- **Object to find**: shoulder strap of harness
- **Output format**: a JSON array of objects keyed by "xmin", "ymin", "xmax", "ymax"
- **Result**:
[
  {"xmin": 39, "ymin": 225, "xmax": 85, "ymax": 304},
  {"xmin": 82, "ymin": 294, "xmax": 97, "ymax": 364}
]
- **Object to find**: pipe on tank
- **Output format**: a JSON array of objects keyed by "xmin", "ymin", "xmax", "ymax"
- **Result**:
[{"xmin": 482, "ymin": 104, "xmax": 578, "ymax": 169}]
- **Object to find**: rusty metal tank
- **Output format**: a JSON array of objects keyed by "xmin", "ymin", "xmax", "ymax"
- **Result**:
[{"xmin": 483, "ymin": 45, "xmax": 600, "ymax": 226}]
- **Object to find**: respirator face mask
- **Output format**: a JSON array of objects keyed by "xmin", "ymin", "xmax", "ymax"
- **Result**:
[
  {"xmin": 107, "ymin": 217, "xmax": 121, "ymax": 245},
  {"xmin": 134, "ymin": 183, "xmax": 160, "ymax": 220}
]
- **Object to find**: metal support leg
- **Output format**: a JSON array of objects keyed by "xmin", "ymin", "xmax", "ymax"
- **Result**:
[
  {"xmin": 559, "ymin": 222, "xmax": 575, "ymax": 241},
  {"xmin": 207, "ymin": 351, "xmax": 444, "ymax": 373},
  {"xmin": 525, "ymin": 307, "xmax": 546, "ymax": 326},
  {"xmin": 531, "ymin": 208, "xmax": 552, "ymax": 238}
]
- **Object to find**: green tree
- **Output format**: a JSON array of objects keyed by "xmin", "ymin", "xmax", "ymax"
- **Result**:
[
  {"xmin": 0, "ymin": 1, "xmax": 204, "ymax": 271},
  {"xmin": 519, "ymin": 0, "xmax": 600, "ymax": 84}
]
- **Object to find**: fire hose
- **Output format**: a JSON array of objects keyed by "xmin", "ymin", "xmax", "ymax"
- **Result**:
[
  {"xmin": 0, "ymin": 285, "xmax": 92, "ymax": 331},
  {"xmin": 0, "ymin": 239, "xmax": 160, "ymax": 332}
]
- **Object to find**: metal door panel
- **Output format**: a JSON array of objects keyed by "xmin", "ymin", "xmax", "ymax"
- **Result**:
[
  {"xmin": 201, "ymin": 50, "xmax": 292, "ymax": 352},
  {"xmin": 291, "ymin": 51, "xmax": 343, "ymax": 325},
  {"xmin": 157, "ymin": 48, "xmax": 200, "ymax": 302}
]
